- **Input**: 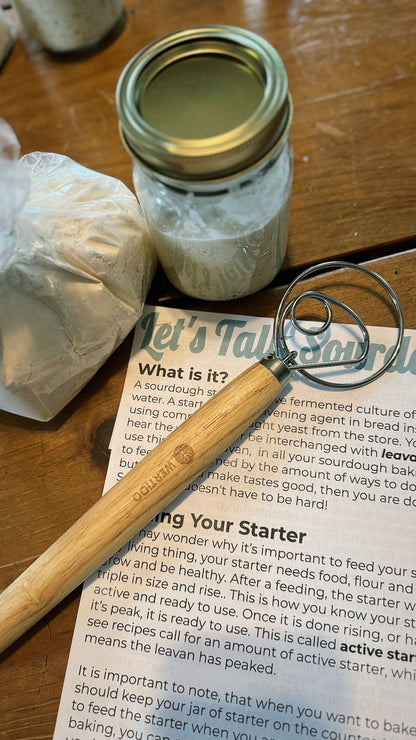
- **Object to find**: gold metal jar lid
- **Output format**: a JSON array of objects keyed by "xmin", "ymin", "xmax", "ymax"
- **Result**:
[{"xmin": 116, "ymin": 26, "xmax": 292, "ymax": 181}]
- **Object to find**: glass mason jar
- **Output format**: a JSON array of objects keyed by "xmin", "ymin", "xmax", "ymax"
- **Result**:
[{"xmin": 117, "ymin": 26, "xmax": 293, "ymax": 301}]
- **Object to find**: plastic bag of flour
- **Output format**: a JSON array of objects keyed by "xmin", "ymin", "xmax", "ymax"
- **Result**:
[{"xmin": 0, "ymin": 119, "xmax": 158, "ymax": 421}]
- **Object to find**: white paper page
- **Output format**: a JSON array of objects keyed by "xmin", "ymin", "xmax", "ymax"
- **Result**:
[{"xmin": 54, "ymin": 307, "xmax": 415, "ymax": 740}]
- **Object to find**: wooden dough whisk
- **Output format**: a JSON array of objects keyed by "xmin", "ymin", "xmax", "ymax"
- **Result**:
[{"xmin": 0, "ymin": 261, "xmax": 403, "ymax": 653}]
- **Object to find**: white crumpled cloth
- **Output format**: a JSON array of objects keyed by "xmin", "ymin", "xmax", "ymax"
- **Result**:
[{"xmin": 0, "ymin": 119, "xmax": 157, "ymax": 421}]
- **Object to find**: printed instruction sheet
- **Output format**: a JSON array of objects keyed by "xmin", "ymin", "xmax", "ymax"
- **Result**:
[{"xmin": 54, "ymin": 307, "xmax": 416, "ymax": 740}]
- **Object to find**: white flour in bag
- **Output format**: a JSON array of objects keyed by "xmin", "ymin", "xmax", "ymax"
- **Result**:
[{"xmin": 0, "ymin": 123, "xmax": 157, "ymax": 421}]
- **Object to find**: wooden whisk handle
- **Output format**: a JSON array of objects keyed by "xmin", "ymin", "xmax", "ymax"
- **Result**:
[{"xmin": 0, "ymin": 361, "xmax": 287, "ymax": 653}]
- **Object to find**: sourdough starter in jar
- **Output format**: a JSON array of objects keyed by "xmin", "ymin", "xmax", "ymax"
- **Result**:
[
  {"xmin": 13, "ymin": 0, "xmax": 123, "ymax": 53},
  {"xmin": 117, "ymin": 26, "xmax": 293, "ymax": 300},
  {"xmin": 132, "ymin": 141, "xmax": 293, "ymax": 301}
]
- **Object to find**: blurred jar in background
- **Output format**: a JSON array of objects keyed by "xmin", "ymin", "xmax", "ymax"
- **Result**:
[{"xmin": 13, "ymin": 0, "xmax": 124, "ymax": 53}]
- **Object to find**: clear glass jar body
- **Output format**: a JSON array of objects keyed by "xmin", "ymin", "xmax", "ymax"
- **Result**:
[
  {"xmin": 13, "ymin": 0, "xmax": 123, "ymax": 53},
  {"xmin": 132, "ymin": 137, "xmax": 293, "ymax": 301}
]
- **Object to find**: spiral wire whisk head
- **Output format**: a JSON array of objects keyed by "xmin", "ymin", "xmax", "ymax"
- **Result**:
[{"xmin": 272, "ymin": 261, "xmax": 404, "ymax": 390}]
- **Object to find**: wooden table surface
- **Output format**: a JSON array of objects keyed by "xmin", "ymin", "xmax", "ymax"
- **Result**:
[
  {"xmin": 0, "ymin": 0, "xmax": 415, "ymax": 737},
  {"xmin": 1, "ymin": 0, "xmax": 415, "ymax": 273}
]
